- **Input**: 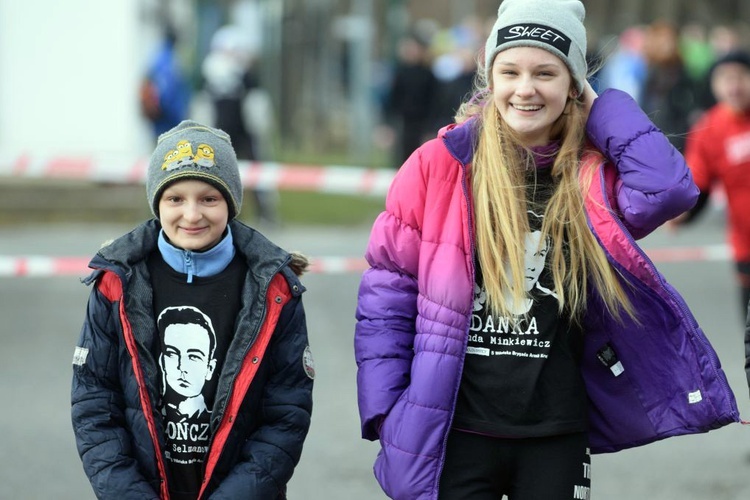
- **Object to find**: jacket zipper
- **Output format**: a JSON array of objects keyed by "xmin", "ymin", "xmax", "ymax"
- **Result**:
[
  {"xmin": 434, "ymin": 141, "xmax": 474, "ymax": 498},
  {"xmin": 199, "ymin": 256, "xmax": 291, "ymax": 496},
  {"xmin": 593, "ymin": 163, "xmax": 737, "ymax": 414},
  {"xmin": 184, "ymin": 250, "xmax": 194, "ymax": 283}
]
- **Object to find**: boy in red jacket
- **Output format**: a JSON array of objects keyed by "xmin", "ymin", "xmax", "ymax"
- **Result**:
[{"xmin": 676, "ymin": 51, "xmax": 750, "ymax": 315}]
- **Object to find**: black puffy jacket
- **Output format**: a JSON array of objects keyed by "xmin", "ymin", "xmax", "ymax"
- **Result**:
[{"xmin": 71, "ymin": 219, "xmax": 313, "ymax": 499}]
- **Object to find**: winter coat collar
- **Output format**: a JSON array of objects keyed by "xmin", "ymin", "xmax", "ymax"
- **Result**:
[
  {"xmin": 157, "ymin": 226, "xmax": 236, "ymax": 283},
  {"xmin": 439, "ymin": 118, "xmax": 560, "ymax": 170},
  {"xmin": 90, "ymin": 219, "xmax": 299, "ymax": 292},
  {"xmin": 440, "ymin": 119, "xmax": 477, "ymax": 167}
]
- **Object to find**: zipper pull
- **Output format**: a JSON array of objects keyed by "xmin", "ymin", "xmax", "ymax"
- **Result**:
[{"xmin": 185, "ymin": 251, "xmax": 194, "ymax": 283}]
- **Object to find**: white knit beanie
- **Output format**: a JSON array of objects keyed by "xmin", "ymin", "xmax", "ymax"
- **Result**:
[{"xmin": 484, "ymin": 0, "xmax": 587, "ymax": 93}]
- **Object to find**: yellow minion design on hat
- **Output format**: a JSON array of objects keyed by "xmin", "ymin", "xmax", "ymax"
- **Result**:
[{"xmin": 148, "ymin": 120, "xmax": 243, "ymax": 219}]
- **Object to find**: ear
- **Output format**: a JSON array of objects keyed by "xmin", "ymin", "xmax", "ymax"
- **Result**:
[
  {"xmin": 205, "ymin": 358, "xmax": 217, "ymax": 381},
  {"xmin": 563, "ymin": 98, "xmax": 574, "ymax": 115}
]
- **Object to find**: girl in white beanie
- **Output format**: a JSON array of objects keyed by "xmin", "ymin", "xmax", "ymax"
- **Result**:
[{"xmin": 355, "ymin": 0, "xmax": 739, "ymax": 498}]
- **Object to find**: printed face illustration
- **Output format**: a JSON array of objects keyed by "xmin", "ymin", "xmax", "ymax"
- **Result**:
[
  {"xmin": 162, "ymin": 322, "xmax": 216, "ymax": 399},
  {"xmin": 524, "ymin": 230, "xmax": 548, "ymax": 291},
  {"xmin": 195, "ymin": 144, "xmax": 215, "ymax": 161}
]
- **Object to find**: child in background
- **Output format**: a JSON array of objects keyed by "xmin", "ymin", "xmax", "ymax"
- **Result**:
[{"xmin": 674, "ymin": 51, "xmax": 750, "ymax": 318}]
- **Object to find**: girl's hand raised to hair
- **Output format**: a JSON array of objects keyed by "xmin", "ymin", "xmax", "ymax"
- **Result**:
[{"xmin": 580, "ymin": 79, "xmax": 598, "ymax": 122}]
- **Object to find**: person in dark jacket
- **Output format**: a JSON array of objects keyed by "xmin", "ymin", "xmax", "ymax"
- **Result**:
[
  {"xmin": 385, "ymin": 32, "xmax": 439, "ymax": 164},
  {"xmin": 640, "ymin": 21, "xmax": 704, "ymax": 152},
  {"xmin": 71, "ymin": 120, "xmax": 314, "ymax": 499},
  {"xmin": 201, "ymin": 25, "xmax": 278, "ymax": 226},
  {"xmin": 141, "ymin": 27, "xmax": 191, "ymax": 141}
]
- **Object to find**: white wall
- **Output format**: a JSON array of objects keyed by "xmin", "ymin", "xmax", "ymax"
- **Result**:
[{"xmin": 0, "ymin": 0, "xmax": 154, "ymax": 157}]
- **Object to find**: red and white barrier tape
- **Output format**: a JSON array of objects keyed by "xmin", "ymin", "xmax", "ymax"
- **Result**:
[
  {"xmin": 642, "ymin": 243, "xmax": 730, "ymax": 263},
  {"xmin": 1, "ymin": 155, "xmax": 395, "ymax": 196},
  {"xmin": 0, "ymin": 255, "xmax": 368, "ymax": 278},
  {"xmin": 0, "ymin": 255, "xmax": 369, "ymax": 278},
  {"xmin": 0, "ymin": 256, "xmax": 93, "ymax": 278},
  {"xmin": 0, "ymin": 244, "xmax": 731, "ymax": 278}
]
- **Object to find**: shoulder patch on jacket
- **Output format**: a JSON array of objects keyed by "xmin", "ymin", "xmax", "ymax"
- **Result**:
[
  {"xmin": 302, "ymin": 345, "xmax": 315, "ymax": 380},
  {"xmin": 72, "ymin": 346, "xmax": 89, "ymax": 366}
]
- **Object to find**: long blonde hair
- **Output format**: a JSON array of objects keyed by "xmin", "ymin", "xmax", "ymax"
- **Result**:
[{"xmin": 456, "ymin": 76, "xmax": 633, "ymax": 323}]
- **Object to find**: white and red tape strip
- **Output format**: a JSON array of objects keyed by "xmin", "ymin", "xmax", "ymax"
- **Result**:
[
  {"xmin": 0, "ymin": 255, "xmax": 370, "ymax": 278},
  {"xmin": 1, "ymin": 154, "xmax": 396, "ymax": 196},
  {"xmin": 0, "ymin": 244, "xmax": 731, "ymax": 278}
]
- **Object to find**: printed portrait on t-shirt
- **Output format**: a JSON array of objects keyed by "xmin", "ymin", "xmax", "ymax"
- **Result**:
[
  {"xmin": 468, "ymin": 210, "xmax": 561, "ymax": 360},
  {"xmin": 499, "ymin": 211, "xmax": 558, "ymax": 315},
  {"xmin": 158, "ymin": 305, "xmax": 217, "ymax": 423}
]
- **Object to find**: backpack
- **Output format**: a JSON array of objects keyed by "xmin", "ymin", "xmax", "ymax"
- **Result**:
[{"xmin": 139, "ymin": 77, "xmax": 161, "ymax": 122}]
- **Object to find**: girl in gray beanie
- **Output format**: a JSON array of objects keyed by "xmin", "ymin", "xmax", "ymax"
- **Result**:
[
  {"xmin": 72, "ymin": 120, "xmax": 314, "ymax": 499},
  {"xmin": 354, "ymin": 0, "xmax": 739, "ymax": 498}
]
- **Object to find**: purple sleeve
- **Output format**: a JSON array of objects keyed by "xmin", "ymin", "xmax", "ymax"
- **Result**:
[
  {"xmin": 354, "ymin": 152, "xmax": 428, "ymax": 440},
  {"xmin": 355, "ymin": 264, "xmax": 417, "ymax": 440},
  {"xmin": 354, "ymin": 210, "xmax": 420, "ymax": 440},
  {"xmin": 586, "ymin": 89, "xmax": 699, "ymax": 239}
]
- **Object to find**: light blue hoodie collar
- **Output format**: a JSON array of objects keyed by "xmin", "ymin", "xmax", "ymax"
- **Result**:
[{"xmin": 157, "ymin": 226, "xmax": 236, "ymax": 283}]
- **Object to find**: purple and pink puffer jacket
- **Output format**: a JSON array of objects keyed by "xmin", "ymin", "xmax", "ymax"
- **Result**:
[{"xmin": 354, "ymin": 89, "xmax": 740, "ymax": 499}]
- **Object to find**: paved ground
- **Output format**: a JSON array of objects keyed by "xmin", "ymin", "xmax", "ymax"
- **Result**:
[{"xmin": 1, "ymin": 213, "xmax": 749, "ymax": 499}]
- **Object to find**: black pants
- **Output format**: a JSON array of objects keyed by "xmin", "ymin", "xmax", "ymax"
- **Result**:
[
  {"xmin": 737, "ymin": 261, "xmax": 750, "ymax": 321},
  {"xmin": 438, "ymin": 430, "xmax": 591, "ymax": 500}
]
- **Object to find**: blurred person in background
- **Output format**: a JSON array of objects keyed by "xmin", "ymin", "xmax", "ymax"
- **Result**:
[
  {"xmin": 140, "ymin": 25, "xmax": 191, "ymax": 141},
  {"xmin": 354, "ymin": 0, "xmax": 739, "ymax": 498},
  {"xmin": 429, "ymin": 16, "xmax": 482, "ymax": 131},
  {"xmin": 680, "ymin": 23, "xmax": 715, "ymax": 81},
  {"xmin": 430, "ymin": 46, "xmax": 477, "ymax": 129},
  {"xmin": 202, "ymin": 24, "xmax": 279, "ymax": 226},
  {"xmin": 596, "ymin": 26, "xmax": 648, "ymax": 104},
  {"xmin": 710, "ymin": 24, "xmax": 744, "ymax": 58},
  {"xmin": 384, "ymin": 31, "xmax": 438, "ymax": 164},
  {"xmin": 671, "ymin": 51, "xmax": 750, "ymax": 319},
  {"xmin": 641, "ymin": 21, "xmax": 701, "ymax": 152},
  {"xmin": 679, "ymin": 23, "xmax": 718, "ymax": 114}
]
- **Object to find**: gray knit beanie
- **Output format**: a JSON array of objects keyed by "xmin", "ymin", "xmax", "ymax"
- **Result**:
[
  {"xmin": 484, "ymin": 0, "xmax": 587, "ymax": 94},
  {"xmin": 146, "ymin": 120, "xmax": 243, "ymax": 219}
]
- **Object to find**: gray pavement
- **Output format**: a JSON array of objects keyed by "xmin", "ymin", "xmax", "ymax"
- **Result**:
[{"xmin": 1, "ymin": 214, "xmax": 749, "ymax": 499}]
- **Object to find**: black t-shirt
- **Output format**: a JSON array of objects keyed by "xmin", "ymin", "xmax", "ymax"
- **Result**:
[
  {"xmin": 453, "ymin": 167, "xmax": 588, "ymax": 438},
  {"xmin": 149, "ymin": 252, "xmax": 246, "ymax": 500}
]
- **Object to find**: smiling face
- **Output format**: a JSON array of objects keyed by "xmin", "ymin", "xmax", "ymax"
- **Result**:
[
  {"xmin": 491, "ymin": 46, "xmax": 574, "ymax": 146},
  {"xmin": 158, "ymin": 179, "xmax": 229, "ymax": 251},
  {"xmin": 711, "ymin": 61, "xmax": 750, "ymax": 113}
]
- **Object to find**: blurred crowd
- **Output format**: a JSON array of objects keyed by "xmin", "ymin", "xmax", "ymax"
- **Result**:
[
  {"xmin": 377, "ymin": 16, "xmax": 487, "ymax": 164},
  {"xmin": 141, "ymin": 22, "xmax": 279, "ymax": 225},
  {"xmin": 594, "ymin": 21, "xmax": 749, "ymax": 153},
  {"xmin": 377, "ymin": 16, "xmax": 750, "ymax": 164},
  {"xmin": 140, "ymin": 13, "xmax": 749, "ymax": 174}
]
